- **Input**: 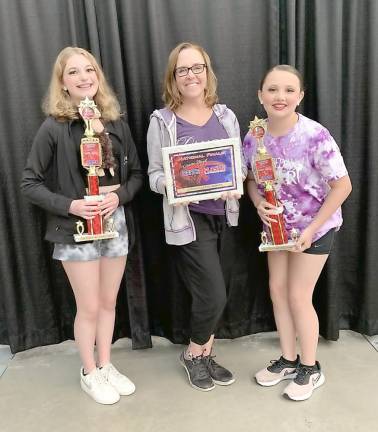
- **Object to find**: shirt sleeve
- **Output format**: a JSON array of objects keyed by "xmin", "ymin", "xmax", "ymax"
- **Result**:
[{"xmin": 309, "ymin": 128, "xmax": 348, "ymax": 182}]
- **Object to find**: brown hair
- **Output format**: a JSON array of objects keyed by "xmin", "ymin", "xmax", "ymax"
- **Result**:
[
  {"xmin": 162, "ymin": 42, "xmax": 218, "ymax": 111},
  {"xmin": 259, "ymin": 64, "xmax": 304, "ymax": 91},
  {"xmin": 42, "ymin": 47, "xmax": 121, "ymax": 121}
]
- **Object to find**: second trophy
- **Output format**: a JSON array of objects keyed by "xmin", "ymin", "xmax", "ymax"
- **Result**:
[{"xmin": 249, "ymin": 116, "xmax": 298, "ymax": 252}]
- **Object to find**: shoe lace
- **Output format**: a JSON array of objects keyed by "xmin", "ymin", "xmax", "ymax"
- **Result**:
[
  {"xmin": 89, "ymin": 369, "xmax": 107, "ymax": 386},
  {"xmin": 295, "ymin": 365, "xmax": 316, "ymax": 385},
  {"xmin": 270, "ymin": 357, "xmax": 284, "ymax": 367},
  {"xmin": 101, "ymin": 363, "xmax": 120, "ymax": 380},
  {"xmin": 192, "ymin": 355, "xmax": 210, "ymax": 379},
  {"xmin": 267, "ymin": 356, "xmax": 297, "ymax": 373},
  {"xmin": 204, "ymin": 354, "xmax": 219, "ymax": 370},
  {"xmin": 269, "ymin": 357, "xmax": 287, "ymax": 369}
]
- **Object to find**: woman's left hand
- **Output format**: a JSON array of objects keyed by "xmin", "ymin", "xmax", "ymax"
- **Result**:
[
  {"xmin": 293, "ymin": 227, "xmax": 314, "ymax": 253},
  {"xmin": 99, "ymin": 192, "xmax": 119, "ymax": 219}
]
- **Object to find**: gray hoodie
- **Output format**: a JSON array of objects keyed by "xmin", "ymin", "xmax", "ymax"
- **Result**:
[{"xmin": 147, "ymin": 104, "xmax": 247, "ymax": 245}]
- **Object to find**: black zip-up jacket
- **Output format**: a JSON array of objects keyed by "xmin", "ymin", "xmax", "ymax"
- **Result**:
[{"xmin": 21, "ymin": 115, "xmax": 143, "ymax": 247}]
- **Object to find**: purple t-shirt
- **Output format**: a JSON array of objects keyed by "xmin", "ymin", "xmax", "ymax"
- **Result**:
[
  {"xmin": 242, "ymin": 114, "xmax": 348, "ymax": 241},
  {"xmin": 176, "ymin": 112, "xmax": 229, "ymax": 215}
]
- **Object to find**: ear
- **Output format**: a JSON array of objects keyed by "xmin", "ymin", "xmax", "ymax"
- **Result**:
[
  {"xmin": 298, "ymin": 90, "xmax": 304, "ymax": 105},
  {"xmin": 258, "ymin": 89, "xmax": 263, "ymax": 105}
]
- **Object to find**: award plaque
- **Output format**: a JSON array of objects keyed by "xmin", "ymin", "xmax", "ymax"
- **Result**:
[
  {"xmin": 249, "ymin": 116, "xmax": 299, "ymax": 252},
  {"xmin": 162, "ymin": 137, "xmax": 243, "ymax": 205},
  {"xmin": 73, "ymin": 97, "xmax": 118, "ymax": 242}
]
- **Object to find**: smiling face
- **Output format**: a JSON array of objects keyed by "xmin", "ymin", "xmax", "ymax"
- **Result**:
[
  {"xmin": 174, "ymin": 47, "xmax": 207, "ymax": 103},
  {"xmin": 258, "ymin": 69, "xmax": 304, "ymax": 121},
  {"xmin": 62, "ymin": 54, "xmax": 99, "ymax": 105}
]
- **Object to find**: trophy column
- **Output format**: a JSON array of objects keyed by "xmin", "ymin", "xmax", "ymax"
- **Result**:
[
  {"xmin": 249, "ymin": 116, "xmax": 298, "ymax": 252},
  {"xmin": 74, "ymin": 97, "xmax": 118, "ymax": 242}
]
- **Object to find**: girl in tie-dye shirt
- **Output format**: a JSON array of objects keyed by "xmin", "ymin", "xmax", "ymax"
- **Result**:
[{"xmin": 243, "ymin": 65, "xmax": 352, "ymax": 401}]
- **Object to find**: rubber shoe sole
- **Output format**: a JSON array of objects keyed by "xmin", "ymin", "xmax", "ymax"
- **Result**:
[
  {"xmin": 213, "ymin": 377, "xmax": 236, "ymax": 386},
  {"xmin": 180, "ymin": 358, "xmax": 215, "ymax": 392},
  {"xmin": 283, "ymin": 373, "xmax": 325, "ymax": 401}
]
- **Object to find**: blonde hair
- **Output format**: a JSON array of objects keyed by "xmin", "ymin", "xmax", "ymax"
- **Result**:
[
  {"xmin": 42, "ymin": 47, "xmax": 121, "ymax": 121},
  {"xmin": 162, "ymin": 42, "xmax": 218, "ymax": 111}
]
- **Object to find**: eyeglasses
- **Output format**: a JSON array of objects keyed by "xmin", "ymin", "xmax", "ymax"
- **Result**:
[{"xmin": 175, "ymin": 64, "xmax": 207, "ymax": 77}]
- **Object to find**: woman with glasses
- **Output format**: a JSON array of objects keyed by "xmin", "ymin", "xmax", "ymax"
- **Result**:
[{"xmin": 147, "ymin": 42, "xmax": 246, "ymax": 391}]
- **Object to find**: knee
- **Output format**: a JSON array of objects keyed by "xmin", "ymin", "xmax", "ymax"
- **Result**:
[
  {"xmin": 269, "ymin": 280, "xmax": 288, "ymax": 305},
  {"xmin": 99, "ymin": 295, "xmax": 117, "ymax": 313},
  {"xmin": 288, "ymin": 289, "xmax": 312, "ymax": 312},
  {"xmin": 76, "ymin": 302, "xmax": 99, "ymax": 322}
]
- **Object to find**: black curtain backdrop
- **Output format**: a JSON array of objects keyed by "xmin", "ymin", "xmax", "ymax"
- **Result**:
[{"xmin": 0, "ymin": 0, "xmax": 376, "ymax": 353}]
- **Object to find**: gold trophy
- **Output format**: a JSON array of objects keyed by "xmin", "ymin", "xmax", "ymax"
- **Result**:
[
  {"xmin": 74, "ymin": 97, "xmax": 118, "ymax": 242},
  {"xmin": 248, "ymin": 116, "xmax": 299, "ymax": 251}
]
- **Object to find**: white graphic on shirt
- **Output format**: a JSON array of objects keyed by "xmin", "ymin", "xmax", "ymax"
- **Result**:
[
  {"xmin": 177, "ymin": 136, "xmax": 196, "ymax": 146},
  {"xmin": 274, "ymin": 157, "xmax": 303, "ymax": 185}
]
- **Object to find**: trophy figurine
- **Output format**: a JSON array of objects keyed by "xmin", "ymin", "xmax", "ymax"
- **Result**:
[
  {"xmin": 249, "ymin": 116, "xmax": 299, "ymax": 252},
  {"xmin": 73, "ymin": 97, "xmax": 118, "ymax": 242}
]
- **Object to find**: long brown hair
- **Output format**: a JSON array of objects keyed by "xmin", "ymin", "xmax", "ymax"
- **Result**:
[
  {"xmin": 162, "ymin": 42, "xmax": 218, "ymax": 111},
  {"xmin": 42, "ymin": 47, "xmax": 121, "ymax": 121}
]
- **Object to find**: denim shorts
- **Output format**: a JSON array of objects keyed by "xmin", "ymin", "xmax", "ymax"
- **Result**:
[
  {"xmin": 53, "ymin": 206, "xmax": 128, "ymax": 261},
  {"xmin": 303, "ymin": 229, "xmax": 336, "ymax": 255}
]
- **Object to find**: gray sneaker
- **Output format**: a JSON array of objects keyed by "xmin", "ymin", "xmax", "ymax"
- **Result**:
[
  {"xmin": 203, "ymin": 355, "xmax": 235, "ymax": 385},
  {"xmin": 179, "ymin": 351, "xmax": 215, "ymax": 391}
]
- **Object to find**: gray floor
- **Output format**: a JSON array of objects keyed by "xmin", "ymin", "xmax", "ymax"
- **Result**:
[{"xmin": 0, "ymin": 330, "xmax": 377, "ymax": 432}]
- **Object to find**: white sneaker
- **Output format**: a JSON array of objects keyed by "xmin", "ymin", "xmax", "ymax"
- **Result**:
[
  {"xmin": 99, "ymin": 363, "xmax": 136, "ymax": 396},
  {"xmin": 80, "ymin": 368, "xmax": 120, "ymax": 404}
]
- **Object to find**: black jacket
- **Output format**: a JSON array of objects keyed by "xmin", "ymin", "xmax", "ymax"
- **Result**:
[{"xmin": 21, "ymin": 116, "xmax": 143, "ymax": 247}]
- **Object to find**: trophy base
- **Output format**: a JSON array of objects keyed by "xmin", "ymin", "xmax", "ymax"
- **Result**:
[
  {"xmin": 74, "ymin": 232, "xmax": 119, "ymax": 243},
  {"xmin": 259, "ymin": 240, "xmax": 296, "ymax": 252}
]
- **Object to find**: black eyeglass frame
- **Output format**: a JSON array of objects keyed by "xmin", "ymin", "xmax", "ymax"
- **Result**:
[{"xmin": 174, "ymin": 64, "xmax": 207, "ymax": 77}]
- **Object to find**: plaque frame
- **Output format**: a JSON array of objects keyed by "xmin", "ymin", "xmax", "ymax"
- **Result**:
[{"xmin": 162, "ymin": 137, "xmax": 243, "ymax": 205}]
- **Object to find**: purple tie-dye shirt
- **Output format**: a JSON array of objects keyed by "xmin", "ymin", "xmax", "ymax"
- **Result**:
[{"xmin": 242, "ymin": 114, "xmax": 348, "ymax": 242}]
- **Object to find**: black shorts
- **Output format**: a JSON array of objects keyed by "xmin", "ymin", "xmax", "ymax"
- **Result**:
[{"xmin": 303, "ymin": 229, "xmax": 336, "ymax": 255}]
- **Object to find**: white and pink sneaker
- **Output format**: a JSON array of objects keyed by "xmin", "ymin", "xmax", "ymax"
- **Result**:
[{"xmin": 283, "ymin": 361, "xmax": 325, "ymax": 401}]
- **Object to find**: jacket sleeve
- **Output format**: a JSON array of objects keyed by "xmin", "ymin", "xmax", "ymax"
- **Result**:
[
  {"xmin": 113, "ymin": 119, "xmax": 143, "ymax": 205},
  {"xmin": 230, "ymin": 110, "xmax": 248, "ymax": 180},
  {"xmin": 146, "ymin": 116, "xmax": 167, "ymax": 195},
  {"xmin": 20, "ymin": 119, "xmax": 72, "ymax": 216}
]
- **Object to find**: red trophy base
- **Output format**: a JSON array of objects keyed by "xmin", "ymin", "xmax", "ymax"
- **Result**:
[
  {"xmin": 259, "ymin": 219, "xmax": 299, "ymax": 252},
  {"xmin": 258, "ymin": 239, "xmax": 297, "ymax": 252},
  {"xmin": 73, "ymin": 195, "xmax": 119, "ymax": 242},
  {"xmin": 258, "ymin": 189, "xmax": 298, "ymax": 252}
]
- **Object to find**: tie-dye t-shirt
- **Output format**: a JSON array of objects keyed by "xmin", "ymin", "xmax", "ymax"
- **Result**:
[{"xmin": 242, "ymin": 114, "xmax": 348, "ymax": 242}]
